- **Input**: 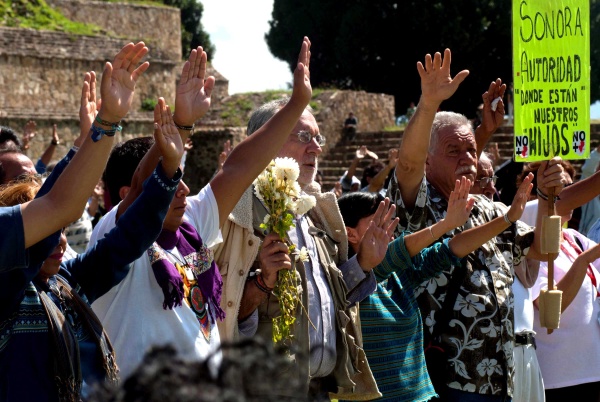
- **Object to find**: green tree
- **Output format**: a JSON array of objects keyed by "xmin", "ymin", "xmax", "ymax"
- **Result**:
[
  {"xmin": 158, "ymin": 0, "xmax": 215, "ymax": 60},
  {"xmin": 267, "ymin": 0, "xmax": 598, "ymax": 119}
]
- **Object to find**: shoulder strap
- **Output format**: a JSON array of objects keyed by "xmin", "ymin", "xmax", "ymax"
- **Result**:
[
  {"xmin": 38, "ymin": 289, "xmax": 82, "ymax": 402},
  {"xmin": 54, "ymin": 276, "xmax": 119, "ymax": 385}
]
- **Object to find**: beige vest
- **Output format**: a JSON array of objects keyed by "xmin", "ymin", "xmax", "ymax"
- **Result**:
[{"xmin": 213, "ymin": 184, "xmax": 380, "ymax": 400}]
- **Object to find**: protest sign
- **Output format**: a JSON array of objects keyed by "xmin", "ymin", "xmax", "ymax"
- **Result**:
[{"xmin": 512, "ymin": 0, "xmax": 590, "ymax": 162}]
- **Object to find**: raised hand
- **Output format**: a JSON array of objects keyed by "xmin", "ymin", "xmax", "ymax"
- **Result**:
[
  {"xmin": 357, "ymin": 197, "xmax": 399, "ymax": 270},
  {"xmin": 417, "ymin": 48, "xmax": 469, "ymax": 108},
  {"xmin": 507, "ymin": 172, "xmax": 533, "ymax": 222},
  {"xmin": 99, "ymin": 42, "xmax": 149, "ymax": 123},
  {"xmin": 443, "ymin": 177, "xmax": 476, "ymax": 230},
  {"xmin": 153, "ymin": 97, "xmax": 184, "ymax": 177},
  {"xmin": 486, "ymin": 143, "xmax": 501, "ymax": 166},
  {"xmin": 356, "ymin": 145, "xmax": 378, "ymax": 160},
  {"xmin": 174, "ymin": 46, "xmax": 215, "ymax": 129},
  {"xmin": 289, "ymin": 36, "xmax": 312, "ymax": 107},
  {"xmin": 51, "ymin": 124, "xmax": 59, "ymax": 144},
  {"xmin": 185, "ymin": 138, "xmax": 194, "ymax": 152},
  {"xmin": 22, "ymin": 120, "xmax": 36, "ymax": 150},
  {"xmin": 478, "ymin": 78, "xmax": 507, "ymax": 135},
  {"xmin": 333, "ymin": 182, "xmax": 343, "ymax": 198},
  {"xmin": 76, "ymin": 71, "xmax": 97, "ymax": 147}
]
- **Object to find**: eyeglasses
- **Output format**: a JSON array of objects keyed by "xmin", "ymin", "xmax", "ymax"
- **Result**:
[
  {"xmin": 475, "ymin": 175, "xmax": 498, "ymax": 187},
  {"xmin": 296, "ymin": 130, "xmax": 326, "ymax": 146}
]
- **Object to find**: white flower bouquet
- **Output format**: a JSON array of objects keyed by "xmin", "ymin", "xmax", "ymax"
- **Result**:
[{"xmin": 253, "ymin": 157, "xmax": 316, "ymax": 345}]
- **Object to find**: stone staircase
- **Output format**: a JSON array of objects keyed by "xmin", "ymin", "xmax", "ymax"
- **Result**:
[{"xmin": 319, "ymin": 129, "xmax": 404, "ymax": 190}]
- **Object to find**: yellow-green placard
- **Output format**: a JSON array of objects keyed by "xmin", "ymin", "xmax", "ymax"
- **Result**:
[{"xmin": 512, "ymin": 0, "xmax": 590, "ymax": 162}]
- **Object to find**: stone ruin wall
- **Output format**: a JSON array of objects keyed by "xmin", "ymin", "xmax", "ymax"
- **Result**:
[
  {"xmin": 0, "ymin": 0, "xmax": 396, "ymax": 193},
  {"xmin": 312, "ymin": 89, "xmax": 396, "ymax": 152}
]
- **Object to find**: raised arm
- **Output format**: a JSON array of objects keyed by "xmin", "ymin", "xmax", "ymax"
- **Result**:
[
  {"xmin": 448, "ymin": 173, "xmax": 533, "ymax": 258},
  {"xmin": 116, "ymin": 44, "xmax": 214, "ymax": 219},
  {"xmin": 396, "ymin": 49, "xmax": 469, "ymax": 209},
  {"xmin": 65, "ymin": 105, "xmax": 183, "ymax": 302},
  {"xmin": 474, "ymin": 79, "xmax": 506, "ymax": 157},
  {"xmin": 19, "ymin": 41, "xmax": 149, "ymax": 248},
  {"xmin": 403, "ymin": 177, "xmax": 474, "ymax": 256},
  {"xmin": 346, "ymin": 146, "xmax": 369, "ymax": 182},
  {"xmin": 555, "ymin": 169, "xmax": 600, "ymax": 216},
  {"xmin": 537, "ymin": 242, "xmax": 600, "ymax": 312},
  {"xmin": 366, "ymin": 148, "xmax": 397, "ymax": 193},
  {"xmin": 210, "ymin": 36, "xmax": 313, "ymax": 226},
  {"xmin": 173, "ymin": 46, "xmax": 214, "ymax": 143},
  {"xmin": 38, "ymin": 124, "xmax": 60, "ymax": 170},
  {"xmin": 116, "ymin": 97, "xmax": 182, "ymax": 219}
]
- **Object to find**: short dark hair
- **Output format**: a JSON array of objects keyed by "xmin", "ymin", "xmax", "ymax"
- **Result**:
[
  {"xmin": 0, "ymin": 126, "xmax": 22, "ymax": 150},
  {"xmin": 337, "ymin": 191, "xmax": 384, "ymax": 229},
  {"xmin": 361, "ymin": 161, "xmax": 384, "ymax": 187},
  {"xmin": 102, "ymin": 136, "xmax": 154, "ymax": 207}
]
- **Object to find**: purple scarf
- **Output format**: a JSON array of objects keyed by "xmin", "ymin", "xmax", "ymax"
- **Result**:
[{"xmin": 147, "ymin": 221, "xmax": 225, "ymax": 321}]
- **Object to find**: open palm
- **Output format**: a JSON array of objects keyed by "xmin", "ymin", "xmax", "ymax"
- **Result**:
[
  {"xmin": 154, "ymin": 97, "xmax": 184, "ymax": 170},
  {"xmin": 417, "ymin": 49, "xmax": 469, "ymax": 105},
  {"xmin": 100, "ymin": 42, "xmax": 149, "ymax": 122},
  {"xmin": 174, "ymin": 46, "xmax": 214, "ymax": 126}
]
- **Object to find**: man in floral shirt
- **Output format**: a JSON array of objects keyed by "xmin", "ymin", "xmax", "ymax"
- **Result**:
[{"xmin": 387, "ymin": 49, "xmax": 569, "ymax": 401}]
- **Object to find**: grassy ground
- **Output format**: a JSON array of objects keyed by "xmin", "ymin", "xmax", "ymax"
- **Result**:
[{"xmin": 0, "ymin": 0, "xmax": 105, "ymax": 35}]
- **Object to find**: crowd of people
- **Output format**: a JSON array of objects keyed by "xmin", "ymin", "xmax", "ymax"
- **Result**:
[{"xmin": 1, "ymin": 37, "xmax": 599, "ymax": 402}]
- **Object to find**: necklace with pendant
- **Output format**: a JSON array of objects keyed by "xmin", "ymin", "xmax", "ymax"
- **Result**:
[{"xmin": 164, "ymin": 248, "xmax": 211, "ymax": 342}]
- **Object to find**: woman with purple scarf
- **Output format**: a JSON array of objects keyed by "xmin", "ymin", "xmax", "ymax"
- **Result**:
[{"xmin": 89, "ymin": 37, "xmax": 314, "ymax": 380}]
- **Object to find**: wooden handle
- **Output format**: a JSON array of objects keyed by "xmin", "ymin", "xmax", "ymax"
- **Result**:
[{"xmin": 547, "ymin": 187, "xmax": 557, "ymax": 334}]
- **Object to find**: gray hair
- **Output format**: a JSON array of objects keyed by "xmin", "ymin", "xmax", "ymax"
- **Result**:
[
  {"xmin": 478, "ymin": 151, "xmax": 493, "ymax": 169},
  {"xmin": 246, "ymin": 96, "xmax": 313, "ymax": 136},
  {"xmin": 429, "ymin": 111, "xmax": 474, "ymax": 153}
]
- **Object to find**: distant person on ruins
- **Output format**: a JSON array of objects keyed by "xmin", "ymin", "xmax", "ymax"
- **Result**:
[{"xmin": 343, "ymin": 111, "xmax": 358, "ymax": 142}]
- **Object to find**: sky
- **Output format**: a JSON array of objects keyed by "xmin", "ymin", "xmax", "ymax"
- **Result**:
[
  {"xmin": 200, "ymin": 0, "xmax": 600, "ymax": 118},
  {"xmin": 201, "ymin": 0, "xmax": 291, "ymax": 95}
]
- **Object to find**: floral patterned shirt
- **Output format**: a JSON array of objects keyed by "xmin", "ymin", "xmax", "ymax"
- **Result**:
[{"xmin": 387, "ymin": 175, "xmax": 534, "ymax": 397}]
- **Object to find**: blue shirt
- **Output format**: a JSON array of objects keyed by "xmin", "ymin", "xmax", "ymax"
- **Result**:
[
  {"xmin": 0, "ymin": 161, "xmax": 180, "ymax": 402},
  {"xmin": 354, "ymin": 234, "xmax": 461, "ymax": 401}
]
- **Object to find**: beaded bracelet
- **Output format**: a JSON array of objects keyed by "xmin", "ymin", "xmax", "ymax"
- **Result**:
[
  {"xmin": 95, "ymin": 115, "xmax": 122, "ymax": 129},
  {"xmin": 90, "ymin": 124, "xmax": 122, "ymax": 142}
]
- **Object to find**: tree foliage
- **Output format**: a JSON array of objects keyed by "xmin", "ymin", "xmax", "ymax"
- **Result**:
[
  {"xmin": 160, "ymin": 0, "xmax": 215, "ymax": 60},
  {"xmin": 267, "ymin": 0, "xmax": 599, "ymax": 119}
]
